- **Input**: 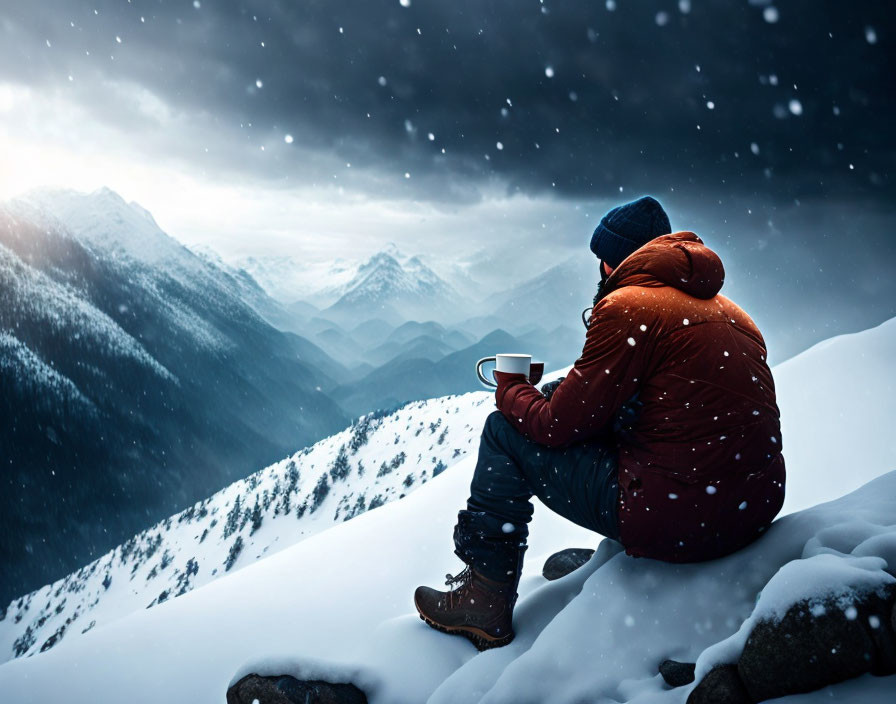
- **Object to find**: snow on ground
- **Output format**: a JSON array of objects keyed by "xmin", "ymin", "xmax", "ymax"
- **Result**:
[
  {"xmin": 774, "ymin": 316, "xmax": 896, "ymax": 514},
  {"xmin": 0, "ymin": 320, "xmax": 893, "ymax": 703}
]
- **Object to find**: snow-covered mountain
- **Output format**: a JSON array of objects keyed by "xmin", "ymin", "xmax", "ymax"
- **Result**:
[
  {"xmin": 1, "ymin": 317, "xmax": 893, "ymax": 704},
  {"xmin": 238, "ymin": 254, "xmax": 362, "ymax": 310},
  {"xmin": 323, "ymin": 251, "xmax": 471, "ymax": 327},
  {"xmin": 237, "ymin": 243, "xmax": 486, "ymax": 314},
  {"xmin": 0, "ymin": 189, "xmax": 348, "ymax": 605}
]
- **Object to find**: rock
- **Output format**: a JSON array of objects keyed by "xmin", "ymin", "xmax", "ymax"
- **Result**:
[
  {"xmin": 686, "ymin": 665, "xmax": 751, "ymax": 704},
  {"xmin": 541, "ymin": 548, "xmax": 595, "ymax": 581},
  {"xmin": 226, "ymin": 674, "xmax": 367, "ymax": 704},
  {"xmin": 737, "ymin": 585, "xmax": 896, "ymax": 702},
  {"xmin": 658, "ymin": 659, "xmax": 696, "ymax": 687}
]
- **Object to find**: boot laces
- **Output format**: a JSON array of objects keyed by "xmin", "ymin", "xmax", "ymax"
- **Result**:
[
  {"xmin": 445, "ymin": 566, "xmax": 472, "ymax": 588},
  {"xmin": 444, "ymin": 566, "xmax": 473, "ymax": 608}
]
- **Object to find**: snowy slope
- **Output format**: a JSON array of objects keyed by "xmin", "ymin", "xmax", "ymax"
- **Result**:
[
  {"xmin": 0, "ymin": 241, "xmax": 175, "ymax": 381},
  {"xmin": 0, "ymin": 320, "xmax": 893, "ymax": 703},
  {"xmin": 773, "ymin": 316, "xmax": 896, "ymax": 514},
  {"xmin": 0, "ymin": 393, "xmax": 497, "ymax": 660}
]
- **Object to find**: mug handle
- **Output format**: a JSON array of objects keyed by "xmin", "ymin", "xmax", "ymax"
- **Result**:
[{"xmin": 476, "ymin": 356, "xmax": 497, "ymax": 388}]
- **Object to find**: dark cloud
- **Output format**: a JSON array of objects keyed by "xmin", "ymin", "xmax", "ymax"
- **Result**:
[
  {"xmin": 1, "ymin": 0, "xmax": 893, "ymax": 202},
  {"xmin": 1, "ymin": 0, "xmax": 894, "ymax": 362}
]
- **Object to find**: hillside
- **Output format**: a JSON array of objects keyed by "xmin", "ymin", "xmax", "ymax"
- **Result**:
[{"xmin": 0, "ymin": 393, "xmax": 498, "ymax": 660}]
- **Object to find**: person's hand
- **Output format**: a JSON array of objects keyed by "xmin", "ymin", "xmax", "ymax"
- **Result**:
[{"xmin": 540, "ymin": 377, "xmax": 564, "ymax": 401}]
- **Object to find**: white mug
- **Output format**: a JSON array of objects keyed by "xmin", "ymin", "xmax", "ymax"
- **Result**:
[
  {"xmin": 476, "ymin": 354, "xmax": 544, "ymax": 388},
  {"xmin": 495, "ymin": 353, "xmax": 532, "ymax": 375}
]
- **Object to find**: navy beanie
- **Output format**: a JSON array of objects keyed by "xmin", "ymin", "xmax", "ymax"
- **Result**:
[{"xmin": 590, "ymin": 196, "xmax": 672, "ymax": 269}]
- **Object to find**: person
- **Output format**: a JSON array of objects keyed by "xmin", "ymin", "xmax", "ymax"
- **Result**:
[{"xmin": 414, "ymin": 195, "xmax": 786, "ymax": 650}]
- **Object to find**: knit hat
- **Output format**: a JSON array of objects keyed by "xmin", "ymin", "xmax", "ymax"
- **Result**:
[{"xmin": 590, "ymin": 196, "xmax": 672, "ymax": 269}]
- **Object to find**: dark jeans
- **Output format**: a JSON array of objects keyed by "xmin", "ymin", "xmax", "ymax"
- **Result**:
[{"xmin": 454, "ymin": 411, "xmax": 620, "ymax": 581}]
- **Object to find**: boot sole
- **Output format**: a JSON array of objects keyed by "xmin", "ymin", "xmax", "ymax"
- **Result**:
[{"xmin": 414, "ymin": 599, "xmax": 514, "ymax": 651}]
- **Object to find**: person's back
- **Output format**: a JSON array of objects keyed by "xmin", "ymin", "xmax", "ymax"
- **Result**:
[{"xmin": 593, "ymin": 232, "xmax": 784, "ymax": 561}]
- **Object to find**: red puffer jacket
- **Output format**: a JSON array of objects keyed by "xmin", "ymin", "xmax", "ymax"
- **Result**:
[{"xmin": 495, "ymin": 231, "xmax": 785, "ymax": 562}]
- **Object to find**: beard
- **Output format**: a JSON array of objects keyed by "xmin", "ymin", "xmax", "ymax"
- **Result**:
[
  {"xmin": 593, "ymin": 260, "xmax": 610, "ymax": 305},
  {"xmin": 584, "ymin": 260, "xmax": 611, "ymax": 329}
]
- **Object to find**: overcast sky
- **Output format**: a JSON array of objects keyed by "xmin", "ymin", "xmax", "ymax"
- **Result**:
[{"xmin": 0, "ymin": 0, "xmax": 893, "ymax": 359}]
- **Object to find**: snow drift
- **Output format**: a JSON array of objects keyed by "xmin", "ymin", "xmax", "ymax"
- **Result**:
[{"xmin": 0, "ymin": 318, "xmax": 893, "ymax": 703}]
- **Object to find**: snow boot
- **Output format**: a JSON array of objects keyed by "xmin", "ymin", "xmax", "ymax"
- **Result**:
[{"xmin": 414, "ymin": 560, "xmax": 522, "ymax": 651}]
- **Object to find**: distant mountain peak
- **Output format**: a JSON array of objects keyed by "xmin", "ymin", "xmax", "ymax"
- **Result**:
[
  {"xmin": 324, "ymin": 247, "xmax": 468, "ymax": 324},
  {"xmin": 358, "ymin": 251, "xmax": 403, "ymax": 274},
  {"xmin": 90, "ymin": 185, "xmax": 126, "ymax": 202},
  {"xmin": 382, "ymin": 241, "xmax": 405, "ymax": 260}
]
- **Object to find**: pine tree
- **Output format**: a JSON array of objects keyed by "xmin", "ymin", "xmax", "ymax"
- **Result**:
[
  {"xmin": 309, "ymin": 474, "xmax": 330, "ymax": 513},
  {"xmin": 224, "ymin": 536, "xmax": 244, "ymax": 571},
  {"xmin": 329, "ymin": 445, "xmax": 351, "ymax": 481},
  {"xmin": 249, "ymin": 497, "xmax": 263, "ymax": 535},
  {"xmin": 223, "ymin": 495, "xmax": 242, "ymax": 539}
]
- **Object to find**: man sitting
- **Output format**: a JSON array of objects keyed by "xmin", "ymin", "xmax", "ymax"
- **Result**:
[{"xmin": 414, "ymin": 195, "xmax": 786, "ymax": 650}]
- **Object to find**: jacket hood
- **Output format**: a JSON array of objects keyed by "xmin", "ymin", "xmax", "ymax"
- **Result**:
[{"xmin": 604, "ymin": 231, "xmax": 725, "ymax": 300}]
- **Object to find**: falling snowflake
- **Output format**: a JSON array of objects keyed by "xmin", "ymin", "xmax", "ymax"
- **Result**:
[{"xmin": 545, "ymin": 66, "xmax": 555, "ymax": 78}]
